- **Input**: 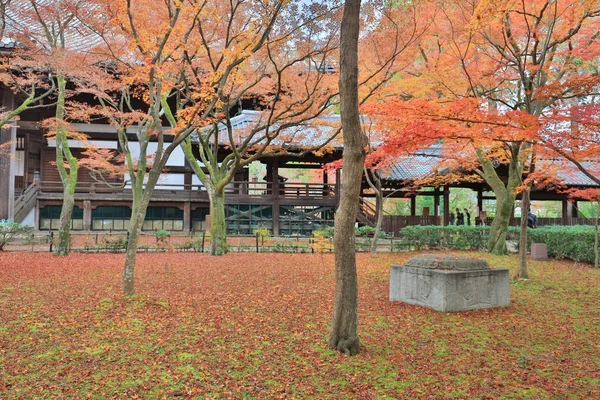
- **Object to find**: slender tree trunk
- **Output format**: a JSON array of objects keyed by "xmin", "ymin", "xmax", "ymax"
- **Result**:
[
  {"xmin": 516, "ymin": 189, "xmax": 530, "ymax": 279},
  {"xmin": 329, "ymin": 0, "xmax": 362, "ymax": 357},
  {"xmin": 54, "ymin": 75, "xmax": 78, "ymax": 256},
  {"xmin": 370, "ymin": 181, "xmax": 383, "ymax": 257},
  {"xmin": 55, "ymin": 180, "xmax": 76, "ymax": 255},
  {"xmin": 123, "ymin": 190, "xmax": 151, "ymax": 296},
  {"xmin": 595, "ymin": 202, "xmax": 599, "ymax": 269},
  {"xmin": 487, "ymin": 191, "xmax": 515, "ymax": 255},
  {"xmin": 209, "ymin": 189, "xmax": 227, "ymax": 256}
]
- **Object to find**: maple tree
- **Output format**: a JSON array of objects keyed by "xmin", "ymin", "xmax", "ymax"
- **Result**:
[
  {"xmin": 540, "ymin": 101, "xmax": 600, "ymax": 186},
  {"xmin": 366, "ymin": 0, "xmax": 600, "ymax": 263},
  {"xmin": 76, "ymin": 0, "xmax": 346, "ymax": 292},
  {"xmin": 329, "ymin": 0, "xmax": 362, "ymax": 357},
  {"xmin": 75, "ymin": 0, "xmax": 217, "ymax": 295},
  {"xmin": 179, "ymin": 0, "xmax": 342, "ymax": 256},
  {"xmin": 327, "ymin": 0, "xmax": 428, "ymax": 355},
  {"xmin": 4, "ymin": 0, "xmax": 104, "ymax": 254},
  {"xmin": 0, "ymin": 5, "xmax": 57, "ymax": 173}
]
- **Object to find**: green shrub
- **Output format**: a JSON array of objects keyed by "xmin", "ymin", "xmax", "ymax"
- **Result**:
[
  {"xmin": 101, "ymin": 235, "xmax": 128, "ymax": 252},
  {"xmin": 0, "ymin": 220, "xmax": 33, "ymax": 251},
  {"xmin": 354, "ymin": 225, "xmax": 390, "ymax": 238},
  {"xmin": 523, "ymin": 225, "xmax": 597, "ymax": 264},
  {"xmin": 253, "ymin": 227, "xmax": 271, "ymax": 240},
  {"xmin": 155, "ymin": 229, "xmax": 170, "ymax": 239},
  {"xmin": 400, "ymin": 225, "xmax": 598, "ymax": 265},
  {"xmin": 400, "ymin": 226, "xmax": 489, "ymax": 251},
  {"xmin": 316, "ymin": 226, "xmax": 335, "ymax": 238}
]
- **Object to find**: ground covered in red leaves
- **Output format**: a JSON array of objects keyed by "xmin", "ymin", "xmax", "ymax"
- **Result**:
[{"xmin": 1, "ymin": 251, "xmax": 599, "ymax": 399}]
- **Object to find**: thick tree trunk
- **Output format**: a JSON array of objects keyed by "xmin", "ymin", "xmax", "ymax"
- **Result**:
[
  {"xmin": 487, "ymin": 191, "xmax": 515, "ymax": 255},
  {"xmin": 516, "ymin": 189, "xmax": 530, "ymax": 279},
  {"xmin": 55, "ymin": 179, "xmax": 76, "ymax": 255},
  {"xmin": 329, "ymin": 0, "xmax": 362, "ymax": 357},
  {"xmin": 209, "ymin": 190, "xmax": 228, "ymax": 256}
]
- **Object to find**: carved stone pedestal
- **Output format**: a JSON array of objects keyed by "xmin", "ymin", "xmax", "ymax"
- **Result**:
[{"xmin": 390, "ymin": 255, "xmax": 510, "ymax": 312}]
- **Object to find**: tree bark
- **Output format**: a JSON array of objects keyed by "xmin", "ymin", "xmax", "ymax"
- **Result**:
[
  {"xmin": 487, "ymin": 190, "xmax": 515, "ymax": 255},
  {"xmin": 123, "ymin": 211, "xmax": 143, "ymax": 296},
  {"xmin": 516, "ymin": 188, "xmax": 530, "ymax": 279},
  {"xmin": 55, "ymin": 180, "xmax": 76, "ymax": 255},
  {"xmin": 54, "ymin": 75, "xmax": 78, "ymax": 256},
  {"xmin": 370, "ymin": 178, "xmax": 384, "ymax": 257},
  {"xmin": 328, "ymin": 0, "xmax": 362, "ymax": 357},
  {"xmin": 595, "ymin": 202, "xmax": 599, "ymax": 269},
  {"xmin": 209, "ymin": 189, "xmax": 228, "ymax": 256},
  {"xmin": 122, "ymin": 182, "xmax": 152, "ymax": 296}
]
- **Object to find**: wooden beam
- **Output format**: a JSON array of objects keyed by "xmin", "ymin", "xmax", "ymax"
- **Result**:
[
  {"xmin": 443, "ymin": 186, "xmax": 450, "ymax": 226},
  {"xmin": 272, "ymin": 160, "xmax": 280, "ymax": 235}
]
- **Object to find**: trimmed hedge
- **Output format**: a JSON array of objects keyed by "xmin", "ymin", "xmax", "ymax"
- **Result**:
[
  {"xmin": 524, "ymin": 225, "xmax": 597, "ymax": 264},
  {"xmin": 400, "ymin": 226, "xmax": 489, "ymax": 251},
  {"xmin": 399, "ymin": 225, "xmax": 598, "ymax": 265}
]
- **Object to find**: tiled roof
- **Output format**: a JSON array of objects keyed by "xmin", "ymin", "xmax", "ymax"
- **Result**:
[
  {"xmin": 0, "ymin": 38, "xmax": 17, "ymax": 49},
  {"xmin": 3, "ymin": 0, "xmax": 103, "ymax": 53},
  {"xmin": 378, "ymin": 147, "xmax": 599, "ymax": 188},
  {"xmin": 376, "ymin": 145, "xmax": 443, "ymax": 182},
  {"xmin": 193, "ymin": 110, "xmax": 343, "ymax": 150},
  {"xmin": 538, "ymin": 159, "xmax": 599, "ymax": 187}
]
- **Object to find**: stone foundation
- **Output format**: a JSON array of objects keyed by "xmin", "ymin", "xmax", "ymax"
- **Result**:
[{"xmin": 390, "ymin": 255, "xmax": 510, "ymax": 312}]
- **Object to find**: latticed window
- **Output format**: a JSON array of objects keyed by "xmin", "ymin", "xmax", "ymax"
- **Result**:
[
  {"xmin": 191, "ymin": 207, "xmax": 209, "ymax": 232},
  {"xmin": 92, "ymin": 206, "xmax": 132, "ymax": 231},
  {"xmin": 225, "ymin": 205, "xmax": 273, "ymax": 235},
  {"xmin": 142, "ymin": 207, "xmax": 184, "ymax": 231},
  {"xmin": 279, "ymin": 205, "xmax": 334, "ymax": 236},
  {"xmin": 39, "ymin": 206, "xmax": 84, "ymax": 230}
]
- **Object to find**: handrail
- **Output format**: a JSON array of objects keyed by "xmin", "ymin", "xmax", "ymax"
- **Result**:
[
  {"xmin": 38, "ymin": 180, "xmax": 338, "ymax": 200},
  {"xmin": 14, "ymin": 182, "xmax": 39, "ymax": 222}
]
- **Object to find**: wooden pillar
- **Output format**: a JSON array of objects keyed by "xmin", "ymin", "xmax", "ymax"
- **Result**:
[
  {"xmin": 561, "ymin": 199, "xmax": 569, "ymax": 225},
  {"xmin": 272, "ymin": 160, "xmax": 280, "ymax": 235},
  {"xmin": 0, "ymin": 89, "xmax": 16, "ymax": 220},
  {"xmin": 410, "ymin": 195, "xmax": 416, "ymax": 216},
  {"xmin": 477, "ymin": 189, "xmax": 483, "ymax": 215},
  {"xmin": 569, "ymin": 201, "xmax": 578, "ymax": 218},
  {"xmin": 83, "ymin": 200, "xmax": 92, "ymax": 231},
  {"xmin": 184, "ymin": 166, "xmax": 193, "ymax": 198},
  {"xmin": 443, "ymin": 186, "xmax": 450, "ymax": 226},
  {"xmin": 183, "ymin": 202, "xmax": 191, "ymax": 231},
  {"xmin": 335, "ymin": 168, "xmax": 341, "ymax": 206},
  {"xmin": 433, "ymin": 188, "xmax": 440, "ymax": 217}
]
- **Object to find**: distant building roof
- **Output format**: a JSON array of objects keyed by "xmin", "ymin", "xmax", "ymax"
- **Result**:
[
  {"xmin": 538, "ymin": 159, "xmax": 599, "ymax": 187},
  {"xmin": 3, "ymin": 0, "xmax": 103, "ymax": 53},
  {"xmin": 192, "ymin": 110, "xmax": 343, "ymax": 151},
  {"xmin": 378, "ymin": 146, "xmax": 599, "ymax": 188},
  {"xmin": 376, "ymin": 145, "xmax": 443, "ymax": 182}
]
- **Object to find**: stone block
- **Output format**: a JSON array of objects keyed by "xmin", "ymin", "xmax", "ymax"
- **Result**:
[
  {"xmin": 390, "ymin": 255, "xmax": 510, "ymax": 312},
  {"xmin": 530, "ymin": 243, "xmax": 548, "ymax": 261}
]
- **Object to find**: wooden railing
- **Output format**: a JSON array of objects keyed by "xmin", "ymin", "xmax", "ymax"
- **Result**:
[
  {"xmin": 357, "ymin": 197, "xmax": 377, "ymax": 226},
  {"xmin": 39, "ymin": 180, "xmax": 337, "ymax": 201},
  {"xmin": 278, "ymin": 182, "xmax": 336, "ymax": 199},
  {"xmin": 14, "ymin": 182, "xmax": 39, "ymax": 223},
  {"xmin": 382, "ymin": 215, "xmax": 441, "ymax": 236}
]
